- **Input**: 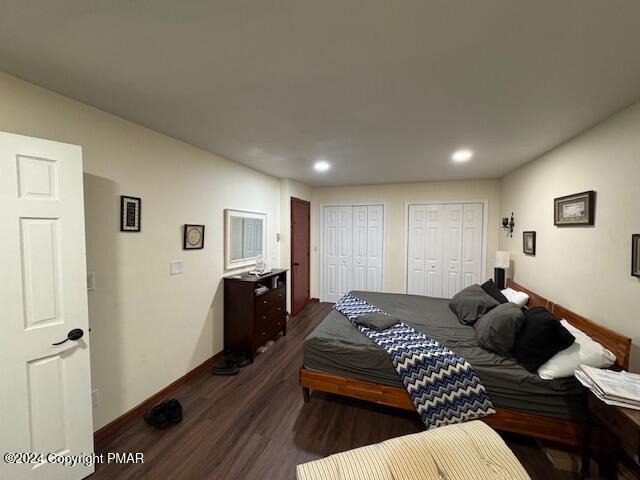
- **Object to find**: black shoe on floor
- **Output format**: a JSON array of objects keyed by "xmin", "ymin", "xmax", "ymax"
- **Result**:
[
  {"xmin": 166, "ymin": 399, "xmax": 183, "ymax": 425},
  {"xmin": 227, "ymin": 352, "xmax": 251, "ymax": 368},
  {"xmin": 213, "ymin": 356, "xmax": 240, "ymax": 375},
  {"xmin": 144, "ymin": 403, "xmax": 171, "ymax": 430}
]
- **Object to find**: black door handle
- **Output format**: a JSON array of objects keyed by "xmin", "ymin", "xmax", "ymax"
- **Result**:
[
  {"xmin": 293, "ymin": 262, "xmax": 300, "ymax": 266},
  {"xmin": 52, "ymin": 328, "xmax": 85, "ymax": 346}
]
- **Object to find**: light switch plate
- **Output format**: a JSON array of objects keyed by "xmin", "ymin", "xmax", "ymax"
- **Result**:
[
  {"xmin": 170, "ymin": 260, "xmax": 183, "ymax": 275},
  {"xmin": 87, "ymin": 272, "xmax": 95, "ymax": 291},
  {"xmin": 91, "ymin": 389, "xmax": 99, "ymax": 408}
]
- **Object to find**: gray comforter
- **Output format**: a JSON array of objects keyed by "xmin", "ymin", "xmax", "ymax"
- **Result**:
[{"xmin": 304, "ymin": 291, "xmax": 584, "ymax": 421}]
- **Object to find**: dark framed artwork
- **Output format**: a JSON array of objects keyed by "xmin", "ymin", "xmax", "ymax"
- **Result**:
[
  {"xmin": 554, "ymin": 190, "xmax": 595, "ymax": 226},
  {"xmin": 523, "ymin": 231, "xmax": 536, "ymax": 255},
  {"xmin": 632, "ymin": 234, "xmax": 640, "ymax": 277},
  {"xmin": 183, "ymin": 224, "xmax": 205, "ymax": 250},
  {"xmin": 120, "ymin": 196, "xmax": 141, "ymax": 232}
]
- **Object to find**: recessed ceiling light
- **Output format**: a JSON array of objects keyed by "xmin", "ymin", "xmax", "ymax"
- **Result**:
[
  {"xmin": 452, "ymin": 149, "xmax": 474, "ymax": 162},
  {"xmin": 314, "ymin": 160, "xmax": 331, "ymax": 172}
]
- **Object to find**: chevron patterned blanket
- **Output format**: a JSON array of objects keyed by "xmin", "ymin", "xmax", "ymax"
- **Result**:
[{"xmin": 334, "ymin": 293, "xmax": 495, "ymax": 429}]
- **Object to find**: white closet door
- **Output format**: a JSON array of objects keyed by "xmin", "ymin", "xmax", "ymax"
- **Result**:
[
  {"xmin": 323, "ymin": 206, "xmax": 340, "ymax": 303},
  {"xmin": 336, "ymin": 206, "xmax": 352, "ymax": 299},
  {"xmin": 461, "ymin": 203, "xmax": 484, "ymax": 288},
  {"xmin": 442, "ymin": 204, "xmax": 463, "ymax": 298},
  {"xmin": 425, "ymin": 204, "xmax": 444, "ymax": 297},
  {"xmin": 352, "ymin": 206, "xmax": 368, "ymax": 291},
  {"xmin": 407, "ymin": 205, "xmax": 426, "ymax": 295},
  {"xmin": 366, "ymin": 205, "xmax": 384, "ymax": 292}
]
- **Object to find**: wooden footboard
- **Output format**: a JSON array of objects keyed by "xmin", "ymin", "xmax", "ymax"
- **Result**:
[{"xmin": 299, "ymin": 367, "xmax": 616, "ymax": 449}]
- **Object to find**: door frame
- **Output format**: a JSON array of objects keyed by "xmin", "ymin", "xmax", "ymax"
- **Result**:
[
  {"xmin": 403, "ymin": 199, "xmax": 489, "ymax": 294},
  {"xmin": 319, "ymin": 202, "xmax": 387, "ymax": 302},
  {"xmin": 290, "ymin": 197, "xmax": 311, "ymax": 315}
]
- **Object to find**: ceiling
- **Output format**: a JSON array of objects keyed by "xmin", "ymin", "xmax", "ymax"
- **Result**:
[{"xmin": 1, "ymin": 1, "xmax": 640, "ymax": 187}]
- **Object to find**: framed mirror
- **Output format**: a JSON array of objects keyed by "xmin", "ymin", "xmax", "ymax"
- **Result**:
[{"xmin": 224, "ymin": 209, "xmax": 267, "ymax": 270}]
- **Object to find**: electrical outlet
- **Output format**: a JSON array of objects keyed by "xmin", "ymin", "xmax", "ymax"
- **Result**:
[
  {"xmin": 87, "ymin": 272, "xmax": 95, "ymax": 291},
  {"xmin": 170, "ymin": 260, "xmax": 183, "ymax": 275},
  {"xmin": 91, "ymin": 389, "xmax": 99, "ymax": 408}
]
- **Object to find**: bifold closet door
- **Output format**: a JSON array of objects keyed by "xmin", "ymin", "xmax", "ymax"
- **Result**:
[
  {"xmin": 442, "ymin": 203, "xmax": 463, "ymax": 298},
  {"xmin": 461, "ymin": 203, "xmax": 483, "ymax": 288},
  {"xmin": 407, "ymin": 203, "xmax": 483, "ymax": 299},
  {"xmin": 407, "ymin": 205, "xmax": 444, "ymax": 297},
  {"xmin": 324, "ymin": 205, "xmax": 384, "ymax": 302},
  {"xmin": 323, "ymin": 206, "xmax": 352, "ymax": 303}
]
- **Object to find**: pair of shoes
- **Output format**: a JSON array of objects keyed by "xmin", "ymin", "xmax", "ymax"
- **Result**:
[
  {"xmin": 212, "ymin": 352, "xmax": 251, "ymax": 376},
  {"xmin": 144, "ymin": 399, "xmax": 183, "ymax": 430}
]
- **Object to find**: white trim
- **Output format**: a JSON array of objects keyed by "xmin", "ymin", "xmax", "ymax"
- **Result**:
[
  {"xmin": 224, "ymin": 208, "xmax": 267, "ymax": 270},
  {"xmin": 402, "ymin": 199, "xmax": 489, "ymax": 294},
  {"xmin": 319, "ymin": 202, "xmax": 387, "ymax": 302}
]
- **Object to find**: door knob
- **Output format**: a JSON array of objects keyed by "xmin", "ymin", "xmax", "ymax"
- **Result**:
[{"xmin": 52, "ymin": 328, "xmax": 84, "ymax": 346}]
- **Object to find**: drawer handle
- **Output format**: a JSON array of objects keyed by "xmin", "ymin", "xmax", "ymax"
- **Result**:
[
  {"xmin": 261, "ymin": 331, "xmax": 266, "ymax": 336},
  {"xmin": 262, "ymin": 315, "xmax": 266, "ymax": 320},
  {"xmin": 277, "ymin": 322, "xmax": 281, "ymax": 326},
  {"xmin": 263, "ymin": 300, "xmax": 268, "ymax": 304}
]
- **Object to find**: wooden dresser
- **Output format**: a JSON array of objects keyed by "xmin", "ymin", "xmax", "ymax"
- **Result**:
[{"xmin": 223, "ymin": 268, "xmax": 288, "ymax": 362}]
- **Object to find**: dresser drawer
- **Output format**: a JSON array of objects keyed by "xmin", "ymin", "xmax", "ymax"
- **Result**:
[
  {"xmin": 254, "ymin": 316, "xmax": 286, "ymax": 346},
  {"xmin": 255, "ymin": 287, "xmax": 285, "ymax": 316}
]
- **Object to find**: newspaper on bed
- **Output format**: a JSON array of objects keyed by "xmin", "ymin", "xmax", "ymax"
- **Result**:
[{"xmin": 575, "ymin": 364, "xmax": 640, "ymax": 411}]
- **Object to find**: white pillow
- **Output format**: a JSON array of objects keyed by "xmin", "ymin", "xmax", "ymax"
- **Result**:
[
  {"xmin": 537, "ymin": 319, "xmax": 616, "ymax": 380},
  {"xmin": 500, "ymin": 288, "xmax": 529, "ymax": 307}
]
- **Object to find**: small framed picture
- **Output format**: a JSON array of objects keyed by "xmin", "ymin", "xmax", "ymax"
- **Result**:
[
  {"xmin": 523, "ymin": 231, "xmax": 536, "ymax": 255},
  {"xmin": 554, "ymin": 190, "xmax": 595, "ymax": 226},
  {"xmin": 120, "ymin": 196, "xmax": 141, "ymax": 232},
  {"xmin": 183, "ymin": 224, "xmax": 205, "ymax": 250},
  {"xmin": 632, "ymin": 234, "xmax": 640, "ymax": 277}
]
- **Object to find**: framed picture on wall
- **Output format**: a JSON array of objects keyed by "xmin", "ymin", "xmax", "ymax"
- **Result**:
[
  {"xmin": 632, "ymin": 234, "xmax": 640, "ymax": 277},
  {"xmin": 523, "ymin": 231, "xmax": 536, "ymax": 255},
  {"xmin": 183, "ymin": 224, "xmax": 205, "ymax": 250},
  {"xmin": 120, "ymin": 195, "xmax": 141, "ymax": 232},
  {"xmin": 554, "ymin": 190, "xmax": 596, "ymax": 226}
]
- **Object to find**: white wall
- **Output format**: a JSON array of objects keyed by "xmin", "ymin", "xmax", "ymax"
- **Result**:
[
  {"xmin": 310, "ymin": 180, "xmax": 501, "ymax": 299},
  {"xmin": 279, "ymin": 179, "xmax": 312, "ymax": 311},
  {"xmin": 0, "ymin": 72, "xmax": 282, "ymax": 430},
  {"xmin": 500, "ymin": 101, "xmax": 640, "ymax": 372}
]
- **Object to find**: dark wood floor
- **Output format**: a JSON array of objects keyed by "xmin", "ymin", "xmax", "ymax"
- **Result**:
[{"xmin": 93, "ymin": 302, "xmax": 582, "ymax": 480}]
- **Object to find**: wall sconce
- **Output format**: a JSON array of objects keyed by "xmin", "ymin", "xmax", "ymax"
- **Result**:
[{"xmin": 501, "ymin": 213, "xmax": 515, "ymax": 237}]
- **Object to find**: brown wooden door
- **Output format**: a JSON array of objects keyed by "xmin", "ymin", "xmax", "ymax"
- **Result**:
[{"xmin": 291, "ymin": 197, "xmax": 311, "ymax": 315}]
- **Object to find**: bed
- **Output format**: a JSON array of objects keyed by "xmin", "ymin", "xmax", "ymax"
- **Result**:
[{"xmin": 299, "ymin": 280, "xmax": 631, "ymax": 448}]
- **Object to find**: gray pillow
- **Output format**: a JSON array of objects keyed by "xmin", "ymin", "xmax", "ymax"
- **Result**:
[
  {"xmin": 353, "ymin": 312, "xmax": 399, "ymax": 331},
  {"xmin": 474, "ymin": 302, "xmax": 524, "ymax": 356},
  {"xmin": 449, "ymin": 284, "xmax": 499, "ymax": 325}
]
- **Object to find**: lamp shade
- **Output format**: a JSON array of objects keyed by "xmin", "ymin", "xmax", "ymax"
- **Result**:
[{"xmin": 496, "ymin": 250, "xmax": 510, "ymax": 269}]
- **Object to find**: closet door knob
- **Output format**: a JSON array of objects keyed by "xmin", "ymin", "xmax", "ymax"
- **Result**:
[{"xmin": 52, "ymin": 328, "xmax": 84, "ymax": 346}]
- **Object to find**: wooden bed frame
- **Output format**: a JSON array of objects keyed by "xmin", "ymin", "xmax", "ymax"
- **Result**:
[{"xmin": 299, "ymin": 279, "xmax": 632, "ymax": 448}]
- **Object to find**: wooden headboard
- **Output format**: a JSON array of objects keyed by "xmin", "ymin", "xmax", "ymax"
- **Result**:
[{"xmin": 506, "ymin": 279, "xmax": 631, "ymax": 371}]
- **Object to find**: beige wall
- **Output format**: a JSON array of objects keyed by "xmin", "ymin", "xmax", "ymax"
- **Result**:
[
  {"xmin": 500, "ymin": 101, "xmax": 640, "ymax": 372},
  {"xmin": 279, "ymin": 178, "xmax": 313, "ymax": 311},
  {"xmin": 310, "ymin": 180, "xmax": 501, "ymax": 298},
  {"xmin": 0, "ymin": 72, "xmax": 283, "ymax": 430}
]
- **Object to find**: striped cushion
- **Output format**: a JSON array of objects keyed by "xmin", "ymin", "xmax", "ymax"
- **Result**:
[{"xmin": 296, "ymin": 421, "xmax": 530, "ymax": 480}]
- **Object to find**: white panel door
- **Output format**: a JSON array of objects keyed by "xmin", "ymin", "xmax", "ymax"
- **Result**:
[
  {"xmin": 442, "ymin": 204, "xmax": 464, "ymax": 298},
  {"xmin": 407, "ymin": 205, "xmax": 426, "ymax": 295},
  {"xmin": 336, "ymin": 206, "xmax": 353, "ymax": 298},
  {"xmin": 0, "ymin": 132, "xmax": 94, "ymax": 480},
  {"xmin": 366, "ymin": 205, "xmax": 384, "ymax": 292},
  {"xmin": 323, "ymin": 206, "xmax": 340, "ymax": 303},
  {"xmin": 425, "ymin": 204, "xmax": 444, "ymax": 297},
  {"xmin": 352, "ymin": 206, "xmax": 368, "ymax": 291},
  {"xmin": 461, "ymin": 203, "xmax": 484, "ymax": 288}
]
